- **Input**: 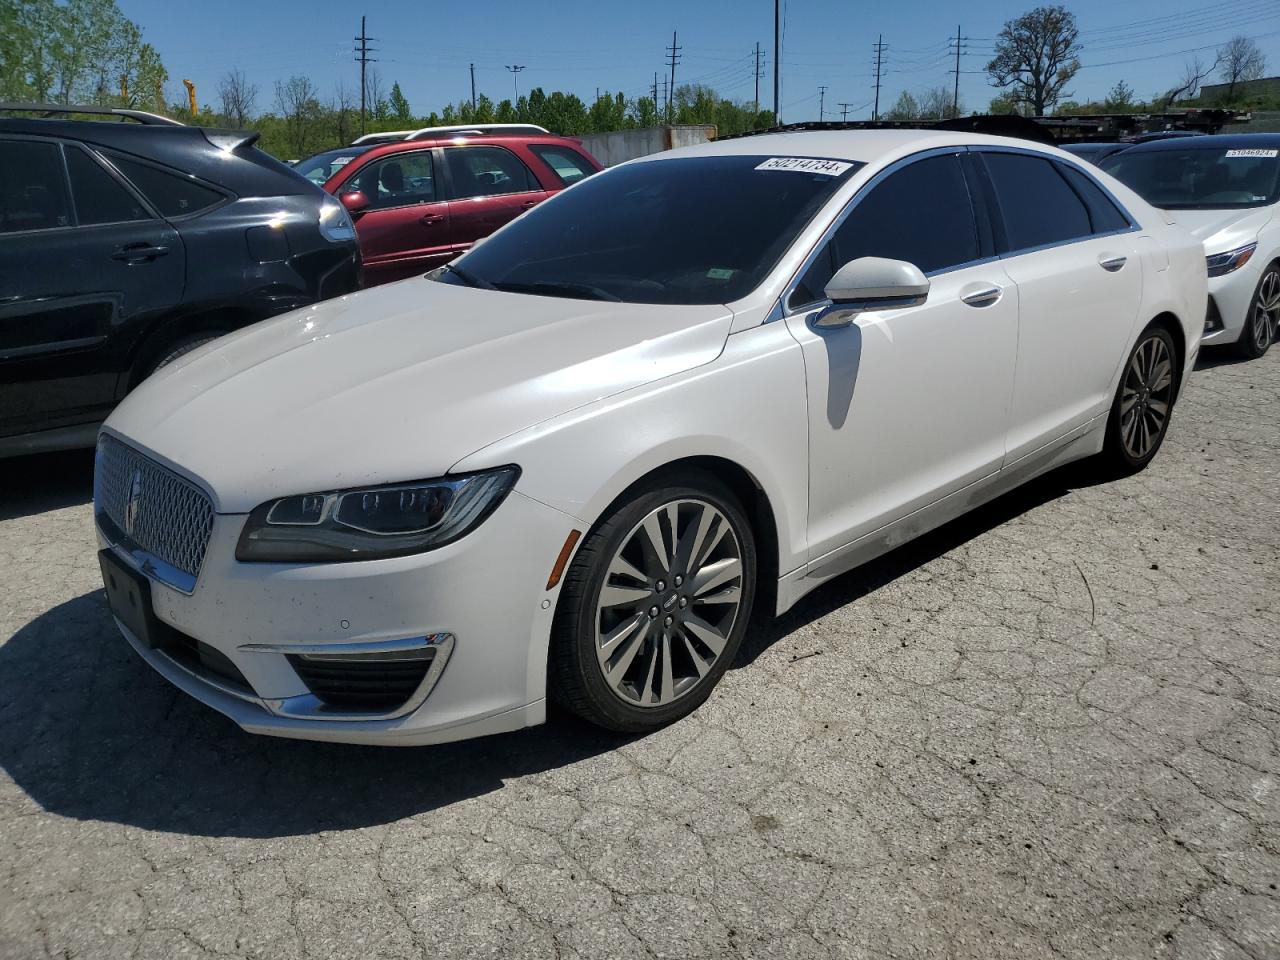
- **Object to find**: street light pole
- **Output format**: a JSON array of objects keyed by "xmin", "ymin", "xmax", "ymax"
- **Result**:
[{"xmin": 505, "ymin": 65, "xmax": 526, "ymax": 101}]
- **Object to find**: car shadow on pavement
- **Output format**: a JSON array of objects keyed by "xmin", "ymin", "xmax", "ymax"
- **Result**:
[
  {"xmin": 0, "ymin": 460, "xmax": 1100, "ymax": 840},
  {"xmin": 0, "ymin": 449, "xmax": 95, "ymax": 521}
]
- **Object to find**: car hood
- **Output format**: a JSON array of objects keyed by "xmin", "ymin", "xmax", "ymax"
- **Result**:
[
  {"xmin": 1169, "ymin": 206, "xmax": 1273, "ymax": 253},
  {"xmin": 106, "ymin": 279, "xmax": 733, "ymax": 512}
]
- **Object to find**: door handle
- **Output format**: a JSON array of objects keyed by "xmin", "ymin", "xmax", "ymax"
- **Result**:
[
  {"xmin": 111, "ymin": 243, "xmax": 169, "ymax": 262},
  {"xmin": 1098, "ymin": 253, "xmax": 1127, "ymax": 272},
  {"xmin": 960, "ymin": 284, "xmax": 1003, "ymax": 308},
  {"xmin": 419, "ymin": 213, "xmax": 444, "ymax": 225},
  {"xmin": 520, "ymin": 199, "xmax": 539, "ymax": 209}
]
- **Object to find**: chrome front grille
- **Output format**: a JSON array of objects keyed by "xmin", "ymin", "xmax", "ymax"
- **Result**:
[{"xmin": 94, "ymin": 435, "xmax": 215, "ymax": 584}]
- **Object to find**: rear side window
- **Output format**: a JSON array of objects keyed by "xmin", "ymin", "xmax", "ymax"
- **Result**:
[
  {"xmin": 445, "ymin": 146, "xmax": 539, "ymax": 199},
  {"xmin": 982, "ymin": 152, "xmax": 1092, "ymax": 252},
  {"xmin": 66, "ymin": 147, "xmax": 150, "ymax": 225},
  {"xmin": 529, "ymin": 145, "xmax": 596, "ymax": 186},
  {"xmin": 791, "ymin": 153, "xmax": 979, "ymax": 308},
  {"xmin": 109, "ymin": 154, "xmax": 225, "ymax": 218},
  {"xmin": 0, "ymin": 140, "xmax": 71, "ymax": 233},
  {"xmin": 1057, "ymin": 162, "xmax": 1132, "ymax": 234}
]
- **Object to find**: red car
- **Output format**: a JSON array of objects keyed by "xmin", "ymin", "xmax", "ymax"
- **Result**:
[{"xmin": 295, "ymin": 125, "xmax": 603, "ymax": 286}]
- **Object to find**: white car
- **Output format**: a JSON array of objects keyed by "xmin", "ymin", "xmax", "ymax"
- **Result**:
[
  {"xmin": 1103, "ymin": 135, "xmax": 1280, "ymax": 359},
  {"xmin": 94, "ymin": 131, "xmax": 1206, "ymax": 746}
]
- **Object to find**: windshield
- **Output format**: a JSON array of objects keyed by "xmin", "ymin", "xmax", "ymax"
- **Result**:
[
  {"xmin": 292, "ymin": 146, "xmax": 374, "ymax": 186},
  {"xmin": 439, "ymin": 155, "xmax": 860, "ymax": 305},
  {"xmin": 1102, "ymin": 146, "xmax": 1280, "ymax": 210}
]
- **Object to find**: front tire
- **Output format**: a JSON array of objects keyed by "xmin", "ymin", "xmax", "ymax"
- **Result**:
[
  {"xmin": 1097, "ymin": 324, "xmax": 1180, "ymax": 476},
  {"xmin": 1233, "ymin": 263, "xmax": 1279, "ymax": 360},
  {"xmin": 549, "ymin": 470, "xmax": 757, "ymax": 734}
]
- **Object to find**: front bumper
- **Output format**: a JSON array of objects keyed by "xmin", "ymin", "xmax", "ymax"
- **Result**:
[
  {"xmin": 1202, "ymin": 257, "xmax": 1264, "ymax": 346},
  {"xmin": 98, "ymin": 488, "xmax": 578, "ymax": 745}
]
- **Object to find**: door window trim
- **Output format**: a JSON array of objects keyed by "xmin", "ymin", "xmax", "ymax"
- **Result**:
[
  {"xmin": 972, "ymin": 145, "xmax": 1139, "ymax": 259},
  {"xmin": 338, "ymin": 147, "xmax": 443, "ymax": 212},
  {"xmin": 779, "ymin": 146, "xmax": 998, "ymax": 318}
]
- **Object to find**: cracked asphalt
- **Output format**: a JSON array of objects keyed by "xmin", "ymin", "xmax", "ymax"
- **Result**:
[{"xmin": 1, "ymin": 348, "xmax": 1278, "ymax": 960}]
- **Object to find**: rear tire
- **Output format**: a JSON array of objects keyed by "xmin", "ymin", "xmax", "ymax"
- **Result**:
[
  {"xmin": 548, "ymin": 469, "xmax": 756, "ymax": 734},
  {"xmin": 1096, "ymin": 323, "xmax": 1180, "ymax": 476},
  {"xmin": 1232, "ymin": 263, "xmax": 1278, "ymax": 360},
  {"xmin": 142, "ymin": 333, "xmax": 221, "ymax": 381}
]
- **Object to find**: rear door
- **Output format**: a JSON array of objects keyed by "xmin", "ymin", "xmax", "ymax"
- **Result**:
[
  {"xmin": 442, "ymin": 144, "xmax": 547, "ymax": 252},
  {"xmin": 974, "ymin": 149, "xmax": 1144, "ymax": 462},
  {"xmin": 0, "ymin": 138, "xmax": 184, "ymax": 441},
  {"xmin": 339, "ymin": 149, "xmax": 452, "ymax": 285}
]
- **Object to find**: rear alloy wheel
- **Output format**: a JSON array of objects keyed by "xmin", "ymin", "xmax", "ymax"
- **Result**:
[
  {"xmin": 1235, "ymin": 264, "xmax": 1279, "ymax": 360},
  {"xmin": 549, "ymin": 473, "xmax": 756, "ymax": 733},
  {"xmin": 1099, "ymin": 324, "xmax": 1179, "ymax": 474}
]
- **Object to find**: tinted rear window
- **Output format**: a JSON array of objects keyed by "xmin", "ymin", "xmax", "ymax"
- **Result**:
[
  {"xmin": 444, "ymin": 155, "xmax": 859, "ymax": 305},
  {"xmin": 0, "ymin": 140, "xmax": 71, "ymax": 233},
  {"xmin": 294, "ymin": 146, "xmax": 375, "ymax": 186},
  {"xmin": 982, "ymin": 152, "xmax": 1092, "ymax": 252},
  {"xmin": 1102, "ymin": 146, "xmax": 1280, "ymax": 209},
  {"xmin": 109, "ymin": 154, "xmax": 226, "ymax": 218},
  {"xmin": 66, "ymin": 147, "xmax": 150, "ymax": 225},
  {"xmin": 529, "ymin": 144, "xmax": 597, "ymax": 186}
]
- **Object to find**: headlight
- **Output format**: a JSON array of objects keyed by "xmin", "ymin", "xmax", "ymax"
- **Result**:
[
  {"xmin": 235, "ymin": 467, "xmax": 519, "ymax": 562},
  {"xmin": 1206, "ymin": 242, "xmax": 1257, "ymax": 278},
  {"xmin": 318, "ymin": 196, "xmax": 357, "ymax": 244}
]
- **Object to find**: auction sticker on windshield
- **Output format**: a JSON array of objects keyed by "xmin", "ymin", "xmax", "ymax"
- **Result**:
[
  {"xmin": 756, "ymin": 157, "xmax": 855, "ymax": 176},
  {"xmin": 1225, "ymin": 149, "xmax": 1279, "ymax": 159}
]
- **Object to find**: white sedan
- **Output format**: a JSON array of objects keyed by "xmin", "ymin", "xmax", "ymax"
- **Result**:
[
  {"xmin": 94, "ymin": 130, "xmax": 1206, "ymax": 745},
  {"xmin": 1103, "ymin": 135, "xmax": 1280, "ymax": 359}
]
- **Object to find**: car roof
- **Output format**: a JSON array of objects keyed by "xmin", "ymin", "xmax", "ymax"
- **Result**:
[
  {"xmin": 1117, "ymin": 133, "xmax": 1280, "ymax": 154},
  {"xmin": 644, "ymin": 129, "xmax": 1065, "ymax": 166},
  {"xmin": 352, "ymin": 132, "xmax": 582, "ymax": 158}
]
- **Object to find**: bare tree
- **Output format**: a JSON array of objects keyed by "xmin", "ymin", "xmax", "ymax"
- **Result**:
[
  {"xmin": 273, "ymin": 75, "xmax": 320, "ymax": 159},
  {"xmin": 364, "ymin": 66, "xmax": 388, "ymax": 121},
  {"xmin": 218, "ymin": 69, "xmax": 257, "ymax": 127},
  {"xmin": 329, "ymin": 80, "xmax": 357, "ymax": 147},
  {"xmin": 919, "ymin": 85, "xmax": 961, "ymax": 120},
  {"xmin": 1159, "ymin": 55, "xmax": 1219, "ymax": 108},
  {"xmin": 987, "ymin": 5, "xmax": 1082, "ymax": 116},
  {"xmin": 1217, "ymin": 36, "xmax": 1266, "ymax": 100}
]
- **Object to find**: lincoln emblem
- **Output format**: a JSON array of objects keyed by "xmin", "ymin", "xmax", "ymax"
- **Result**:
[{"xmin": 124, "ymin": 468, "xmax": 143, "ymax": 537}]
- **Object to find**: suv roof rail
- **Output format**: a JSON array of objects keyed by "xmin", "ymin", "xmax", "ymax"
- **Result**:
[
  {"xmin": 0, "ymin": 101, "xmax": 185, "ymax": 126},
  {"xmin": 350, "ymin": 123, "xmax": 550, "ymax": 145}
]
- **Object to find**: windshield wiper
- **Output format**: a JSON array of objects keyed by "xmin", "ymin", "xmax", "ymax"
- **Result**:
[
  {"xmin": 493, "ymin": 280, "xmax": 622, "ymax": 303},
  {"xmin": 444, "ymin": 263, "xmax": 495, "ymax": 290}
]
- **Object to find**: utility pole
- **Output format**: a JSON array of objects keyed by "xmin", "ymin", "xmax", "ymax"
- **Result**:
[
  {"xmin": 818, "ymin": 85, "xmax": 827, "ymax": 121},
  {"xmin": 652, "ymin": 72, "xmax": 659, "ymax": 110},
  {"xmin": 753, "ymin": 42, "xmax": 765, "ymax": 113},
  {"xmin": 948, "ymin": 26, "xmax": 964, "ymax": 118},
  {"xmin": 354, "ymin": 16, "xmax": 377, "ymax": 135},
  {"xmin": 505, "ymin": 65, "xmax": 525, "ymax": 101},
  {"xmin": 872, "ymin": 35, "xmax": 886, "ymax": 121},
  {"xmin": 665, "ymin": 31, "xmax": 681, "ymax": 121},
  {"xmin": 773, "ymin": 0, "xmax": 780, "ymax": 123},
  {"xmin": 470, "ymin": 63, "xmax": 477, "ymax": 110},
  {"xmin": 838, "ymin": 101, "xmax": 852, "ymax": 121}
]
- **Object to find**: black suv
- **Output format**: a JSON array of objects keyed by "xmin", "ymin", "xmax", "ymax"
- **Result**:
[{"xmin": 0, "ymin": 104, "xmax": 361, "ymax": 457}]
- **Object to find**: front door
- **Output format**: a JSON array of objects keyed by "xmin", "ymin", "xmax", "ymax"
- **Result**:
[
  {"xmin": 784, "ymin": 151, "xmax": 1019, "ymax": 560},
  {"xmin": 342, "ymin": 149, "xmax": 452, "ymax": 285}
]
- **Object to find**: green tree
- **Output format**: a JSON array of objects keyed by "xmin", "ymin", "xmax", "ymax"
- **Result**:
[
  {"xmin": 388, "ymin": 81, "xmax": 411, "ymax": 124},
  {"xmin": 987, "ymin": 5, "xmax": 1081, "ymax": 116},
  {"xmin": 884, "ymin": 91, "xmax": 921, "ymax": 120},
  {"xmin": 1104, "ymin": 80, "xmax": 1136, "ymax": 111}
]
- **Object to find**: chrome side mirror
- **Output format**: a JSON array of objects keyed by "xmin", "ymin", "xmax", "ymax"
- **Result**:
[{"xmin": 815, "ymin": 257, "xmax": 930, "ymax": 328}]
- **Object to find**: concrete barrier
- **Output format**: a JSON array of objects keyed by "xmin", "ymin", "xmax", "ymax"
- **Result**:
[{"xmin": 577, "ymin": 125, "xmax": 717, "ymax": 167}]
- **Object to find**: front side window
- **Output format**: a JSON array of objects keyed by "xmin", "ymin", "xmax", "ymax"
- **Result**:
[
  {"xmin": 343, "ymin": 151, "xmax": 436, "ymax": 209},
  {"xmin": 445, "ymin": 146, "xmax": 539, "ymax": 199},
  {"xmin": 108, "ymin": 154, "xmax": 226, "ymax": 218},
  {"xmin": 66, "ymin": 147, "xmax": 150, "ymax": 225},
  {"xmin": 529, "ymin": 145, "xmax": 596, "ymax": 186},
  {"xmin": 790, "ymin": 153, "xmax": 979, "ymax": 308},
  {"xmin": 982, "ymin": 152, "xmax": 1092, "ymax": 252},
  {"xmin": 443, "ymin": 154, "xmax": 859, "ymax": 305},
  {"xmin": 1102, "ymin": 146, "xmax": 1280, "ymax": 210},
  {"xmin": 0, "ymin": 140, "xmax": 71, "ymax": 234}
]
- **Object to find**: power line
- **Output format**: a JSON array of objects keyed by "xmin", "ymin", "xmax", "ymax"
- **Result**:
[{"xmin": 353, "ymin": 15, "xmax": 377, "ymax": 135}]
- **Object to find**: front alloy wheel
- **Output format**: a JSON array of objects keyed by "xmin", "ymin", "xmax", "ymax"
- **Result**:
[
  {"xmin": 1237, "ymin": 265, "xmax": 1279, "ymax": 359},
  {"xmin": 550, "ymin": 472, "xmax": 756, "ymax": 733}
]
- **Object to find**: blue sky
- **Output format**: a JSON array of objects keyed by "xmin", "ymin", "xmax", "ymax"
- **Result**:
[{"xmin": 118, "ymin": 0, "xmax": 1280, "ymax": 120}]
